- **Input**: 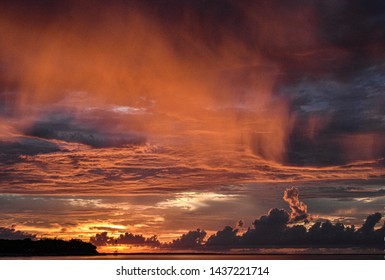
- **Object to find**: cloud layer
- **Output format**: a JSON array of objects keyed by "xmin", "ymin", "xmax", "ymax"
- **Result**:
[
  {"xmin": 0, "ymin": 0, "xmax": 384, "ymax": 166},
  {"xmin": 0, "ymin": 1, "xmax": 384, "ymax": 252}
]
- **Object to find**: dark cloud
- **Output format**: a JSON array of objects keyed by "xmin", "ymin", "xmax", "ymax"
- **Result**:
[
  {"xmin": 1, "ymin": 0, "xmax": 381, "ymax": 74},
  {"xmin": 89, "ymin": 232, "xmax": 159, "ymax": 247},
  {"xmin": 308, "ymin": 221, "xmax": 355, "ymax": 245},
  {"xmin": 168, "ymin": 229, "xmax": 206, "ymax": 248},
  {"xmin": 89, "ymin": 232, "xmax": 112, "ymax": 246},
  {"xmin": 240, "ymin": 208, "xmax": 290, "ymax": 245},
  {"xmin": 0, "ymin": 227, "xmax": 36, "ymax": 240},
  {"xmin": 303, "ymin": 186, "xmax": 385, "ymax": 200},
  {"xmin": 307, "ymin": 213, "xmax": 385, "ymax": 246},
  {"xmin": 82, "ymin": 189, "xmax": 384, "ymax": 250},
  {"xmin": 207, "ymin": 211, "xmax": 384, "ymax": 248},
  {"xmin": 359, "ymin": 212, "xmax": 382, "ymax": 235},
  {"xmin": 279, "ymin": 2, "xmax": 385, "ymax": 166},
  {"xmin": 253, "ymin": 208, "xmax": 290, "ymax": 229},
  {"xmin": 206, "ymin": 226, "xmax": 239, "ymax": 247},
  {"xmin": 116, "ymin": 233, "xmax": 159, "ymax": 246},
  {"xmin": 77, "ymin": 208, "xmax": 385, "ymax": 249},
  {"xmin": 26, "ymin": 113, "xmax": 145, "ymax": 148},
  {"xmin": 0, "ymin": 136, "xmax": 61, "ymax": 163},
  {"xmin": 205, "ymin": 188, "xmax": 384, "ymax": 248},
  {"xmin": 316, "ymin": 0, "xmax": 385, "ymax": 52},
  {"xmin": 237, "ymin": 220, "xmax": 244, "ymax": 228},
  {"xmin": 284, "ymin": 68, "xmax": 385, "ymax": 166}
]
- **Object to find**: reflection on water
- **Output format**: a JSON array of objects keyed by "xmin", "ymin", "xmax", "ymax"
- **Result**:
[
  {"xmin": 1, "ymin": 247, "xmax": 383, "ymax": 260},
  {"xmin": 1, "ymin": 253, "xmax": 383, "ymax": 260}
]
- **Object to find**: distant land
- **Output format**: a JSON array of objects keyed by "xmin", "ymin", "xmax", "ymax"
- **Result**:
[{"xmin": 0, "ymin": 239, "xmax": 98, "ymax": 256}]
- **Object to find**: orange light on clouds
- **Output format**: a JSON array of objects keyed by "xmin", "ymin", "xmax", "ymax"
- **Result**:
[{"xmin": 1, "ymin": 1, "xmax": 384, "ymax": 252}]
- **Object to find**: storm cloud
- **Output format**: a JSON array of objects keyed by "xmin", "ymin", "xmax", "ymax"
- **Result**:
[{"xmin": 1, "ymin": 0, "xmax": 384, "ymax": 165}]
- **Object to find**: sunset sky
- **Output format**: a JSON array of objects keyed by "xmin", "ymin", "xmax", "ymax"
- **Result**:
[{"xmin": 0, "ymin": 0, "xmax": 384, "ymax": 252}]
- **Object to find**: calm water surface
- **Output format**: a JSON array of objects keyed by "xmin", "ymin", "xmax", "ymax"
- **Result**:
[{"xmin": 1, "ymin": 253, "xmax": 383, "ymax": 260}]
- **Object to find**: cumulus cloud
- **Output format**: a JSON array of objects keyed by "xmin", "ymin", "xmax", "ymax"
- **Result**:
[
  {"xmin": 358, "ymin": 212, "xmax": 382, "ymax": 235},
  {"xmin": 283, "ymin": 187, "xmax": 309, "ymax": 222},
  {"xmin": 206, "ymin": 226, "xmax": 239, "ymax": 247},
  {"xmin": 204, "ymin": 188, "xmax": 384, "ymax": 248},
  {"xmin": 116, "ymin": 233, "xmax": 159, "ymax": 246},
  {"xmin": 89, "ymin": 209, "xmax": 384, "ymax": 250},
  {"xmin": 85, "ymin": 188, "xmax": 385, "ymax": 250},
  {"xmin": 89, "ymin": 232, "xmax": 112, "ymax": 246},
  {"xmin": 240, "ymin": 208, "xmax": 290, "ymax": 245},
  {"xmin": 166, "ymin": 209, "xmax": 383, "ymax": 249},
  {"xmin": 0, "ymin": 227, "xmax": 36, "ymax": 240},
  {"xmin": 89, "ymin": 232, "xmax": 159, "ymax": 247},
  {"xmin": 168, "ymin": 229, "xmax": 206, "ymax": 248}
]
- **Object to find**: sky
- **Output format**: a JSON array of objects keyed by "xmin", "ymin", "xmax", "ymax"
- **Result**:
[{"xmin": 0, "ymin": 0, "xmax": 384, "ymax": 253}]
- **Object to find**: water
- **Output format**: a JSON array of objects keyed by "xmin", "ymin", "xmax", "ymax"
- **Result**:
[{"xmin": 1, "ymin": 253, "xmax": 383, "ymax": 260}]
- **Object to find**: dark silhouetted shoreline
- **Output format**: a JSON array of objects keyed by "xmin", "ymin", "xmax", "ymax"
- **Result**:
[{"xmin": 0, "ymin": 238, "xmax": 98, "ymax": 256}]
